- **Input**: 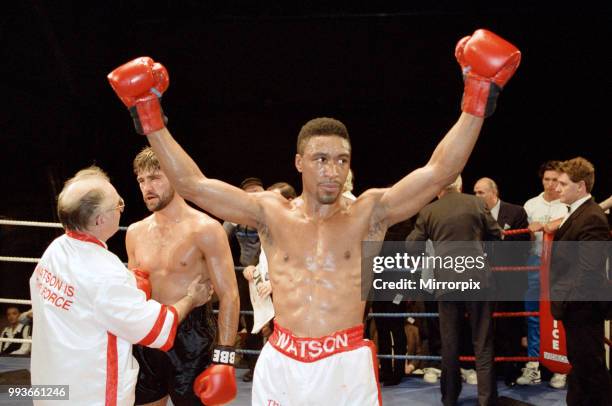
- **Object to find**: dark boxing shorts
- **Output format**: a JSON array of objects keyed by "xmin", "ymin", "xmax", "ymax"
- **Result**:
[{"xmin": 134, "ymin": 304, "xmax": 216, "ymax": 406}]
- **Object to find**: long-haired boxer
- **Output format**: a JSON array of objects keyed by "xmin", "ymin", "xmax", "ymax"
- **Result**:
[
  {"xmin": 109, "ymin": 28, "xmax": 521, "ymax": 405},
  {"xmin": 127, "ymin": 147, "xmax": 239, "ymax": 406},
  {"xmin": 30, "ymin": 166, "xmax": 211, "ymax": 406}
]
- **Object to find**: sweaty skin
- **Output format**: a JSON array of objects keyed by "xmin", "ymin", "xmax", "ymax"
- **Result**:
[
  {"xmin": 126, "ymin": 169, "xmax": 238, "ymax": 345},
  {"xmin": 147, "ymin": 113, "xmax": 483, "ymax": 337}
]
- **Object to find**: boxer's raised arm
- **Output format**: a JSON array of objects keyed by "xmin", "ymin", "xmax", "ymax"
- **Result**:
[
  {"xmin": 376, "ymin": 29, "xmax": 520, "ymax": 227},
  {"xmin": 377, "ymin": 114, "xmax": 483, "ymax": 227},
  {"xmin": 147, "ymin": 128, "xmax": 262, "ymax": 227},
  {"xmin": 108, "ymin": 57, "xmax": 263, "ymax": 228}
]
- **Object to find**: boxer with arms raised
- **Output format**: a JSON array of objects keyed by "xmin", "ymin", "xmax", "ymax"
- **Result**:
[
  {"xmin": 109, "ymin": 29, "xmax": 521, "ymax": 405},
  {"xmin": 127, "ymin": 147, "xmax": 239, "ymax": 406}
]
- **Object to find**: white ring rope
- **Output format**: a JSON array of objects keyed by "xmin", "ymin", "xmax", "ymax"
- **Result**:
[
  {"xmin": 0, "ymin": 218, "xmax": 128, "ymax": 231},
  {"xmin": 0, "ymin": 337, "xmax": 31, "ymax": 344},
  {"xmin": 0, "ymin": 256, "xmax": 128, "ymax": 267},
  {"xmin": 0, "ymin": 219, "xmax": 126, "ymax": 267},
  {"xmin": 0, "ymin": 256, "xmax": 39, "ymax": 264},
  {"xmin": 0, "ymin": 298, "xmax": 32, "ymax": 305}
]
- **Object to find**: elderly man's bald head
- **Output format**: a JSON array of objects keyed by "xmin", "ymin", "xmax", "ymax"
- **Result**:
[
  {"xmin": 57, "ymin": 166, "xmax": 112, "ymax": 232},
  {"xmin": 474, "ymin": 177, "xmax": 498, "ymax": 195},
  {"xmin": 473, "ymin": 177, "xmax": 499, "ymax": 210}
]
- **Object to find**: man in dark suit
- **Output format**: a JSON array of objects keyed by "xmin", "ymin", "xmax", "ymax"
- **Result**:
[
  {"xmin": 407, "ymin": 175, "xmax": 502, "ymax": 406},
  {"xmin": 474, "ymin": 177, "xmax": 530, "ymax": 385},
  {"xmin": 549, "ymin": 157, "xmax": 611, "ymax": 406},
  {"xmin": 473, "ymin": 177, "xmax": 529, "ymax": 238},
  {"xmin": 373, "ymin": 217, "xmax": 415, "ymax": 386}
]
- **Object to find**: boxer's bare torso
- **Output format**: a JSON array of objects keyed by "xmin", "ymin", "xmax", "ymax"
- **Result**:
[
  {"xmin": 147, "ymin": 113, "xmax": 483, "ymax": 339},
  {"xmin": 126, "ymin": 207, "xmax": 215, "ymax": 304},
  {"xmin": 125, "ymin": 167, "xmax": 237, "ymax": 336},
  {"xmin": 259, "ymin": 191, "xmax": 385, "ymax": 337}
]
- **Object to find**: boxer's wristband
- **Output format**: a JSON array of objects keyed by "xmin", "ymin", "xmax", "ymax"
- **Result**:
[{"xmin": 212, "ymin": 346, "xmax": 236, "ymax": 366}]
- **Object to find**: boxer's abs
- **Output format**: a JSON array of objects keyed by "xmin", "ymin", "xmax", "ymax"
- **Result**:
[
  {"xmin": 148, "ymin": 266, "xmax": 208, "ymax": 304},
  {"xmin": 270, "ymin": 264, "xmax": 365, "ymax": 337}
]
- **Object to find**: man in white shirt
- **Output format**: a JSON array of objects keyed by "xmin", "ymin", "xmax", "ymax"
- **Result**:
[
  {"xmin": 517, "ymin": 161, "xmax": 568, "ymax": 387},
  {"xmin": 29, "ymin": 166, "xmax": 211, "ymax": 406},
  {"xmin": 0, "ymin": 306, "xmax": 31, "ymax": 355}
]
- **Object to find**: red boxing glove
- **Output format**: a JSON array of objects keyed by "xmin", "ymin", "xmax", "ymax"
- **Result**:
[
  {"xmin": 193, "ymin": 346, "xmax": 237, "ymax": 405},
  {"xmin": 107, "ymin": 57, "xmax": 169, "ymax": 135},
  {"xmin": 455, "ymin": 29, "xmax": 521, "ymax": 118},
  {"xmin": 193, "ymin": 365, "xmax": 237, "ymax": 405},
  {"xmin": 132, "ymin": 268, "xmax": 152, "ymax": 300}
]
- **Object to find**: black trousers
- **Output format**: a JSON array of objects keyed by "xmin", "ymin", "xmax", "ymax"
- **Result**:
[
  {"xmin": 563, "ymin": 302, "xmax": 612, "ymax": 406},
  {"xmin": 372, "ymin": 300, "xmax": 407, "ymax": 382},
  {"xmin": 438, "ymin": 298, "xmax": 497, "ymax": 406}
]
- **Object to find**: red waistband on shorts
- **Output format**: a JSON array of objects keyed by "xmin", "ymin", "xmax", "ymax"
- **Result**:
[{"xmin": 269, "ymin": 322, "xmax": 365, "ymax": 363}]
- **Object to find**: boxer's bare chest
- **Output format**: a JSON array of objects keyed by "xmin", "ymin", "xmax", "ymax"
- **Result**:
[
  {"xmin": 133, "ymin": 222, "xmax": 204, "ymax": 276},
  {"xmin": 263, "ymin": 204, "xmax": 382, "ymax": 284}
]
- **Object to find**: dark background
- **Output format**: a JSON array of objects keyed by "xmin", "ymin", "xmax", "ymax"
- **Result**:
[{"xmin": 1, "ymin": 1, "xmax": 610, "ymax": 304}]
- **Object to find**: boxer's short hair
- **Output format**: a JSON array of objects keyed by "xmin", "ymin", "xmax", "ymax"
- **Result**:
[
  {"xmin": 297, "ymin": 117, "xmax": 351, "ymax": 154},
  {"xmin": 133, "ymin": 146, "xmax": 160, "ymax": 175},
  {"xmin": 559, "ymin": 157, "xmax": 595, "ymax": 192}
]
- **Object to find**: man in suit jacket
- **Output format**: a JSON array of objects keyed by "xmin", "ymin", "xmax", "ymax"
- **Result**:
[
  {"xmin": 550, "ymin": 157, "xmax": 611, "ymax": 406},
  {"xmin": 474, "ymin": 177, "xmax": 530, "ymax": 385},
  {"xmin": 473, "ymin": 177, "xmax": 529, "ymax": 240},
  {"xmin": 373, "ymin": 217, "xmax": 415, "ymax": 386},
  {"xmin": 407, "ymin": 175, "xmax": 502, "ymax": 406}
]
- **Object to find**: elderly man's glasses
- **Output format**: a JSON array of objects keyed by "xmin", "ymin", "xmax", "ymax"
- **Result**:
[{"xmin": 106, "ymin": 198, "xmax": 125, "ymax": 213}]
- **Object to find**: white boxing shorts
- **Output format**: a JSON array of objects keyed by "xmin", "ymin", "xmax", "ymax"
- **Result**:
[{"xmin": 252, "ymin": 322, "xmax": 381, "ymax": 406}]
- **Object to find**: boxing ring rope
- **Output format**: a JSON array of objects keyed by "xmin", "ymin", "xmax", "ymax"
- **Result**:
[
  {"xmin": 0, "ymin": 256, "xmax": 40, "ymax": 264},
  {"xmin": 0, "ymin": 299, "xmax": 32, "ymax": 305},
  {"xmin": 0, "ymin": 218, "xmax": 128, "ymax": 231},
  {"xmin": 0, "ymin": 220, "xmax": 586, "ymax": 364}
]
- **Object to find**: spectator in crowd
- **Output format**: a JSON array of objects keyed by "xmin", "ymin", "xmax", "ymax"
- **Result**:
[
  {"xmin": 0, "ymin": 306, "xmax": 31, "ymax": 355},
  {"xmin": 373, "ymin": 217, "xmax": 415, "ymax": 386},
  {"xmin": 407, "ymin": 175, "xmax": 502, "ymax": 406},
  {"xmin": 474, "ymin": 177, "xmax": 530, "ymax": 386},
  {"xmin": 518, "ymin": 160, "xmax": 568, "ymax": 388}
]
